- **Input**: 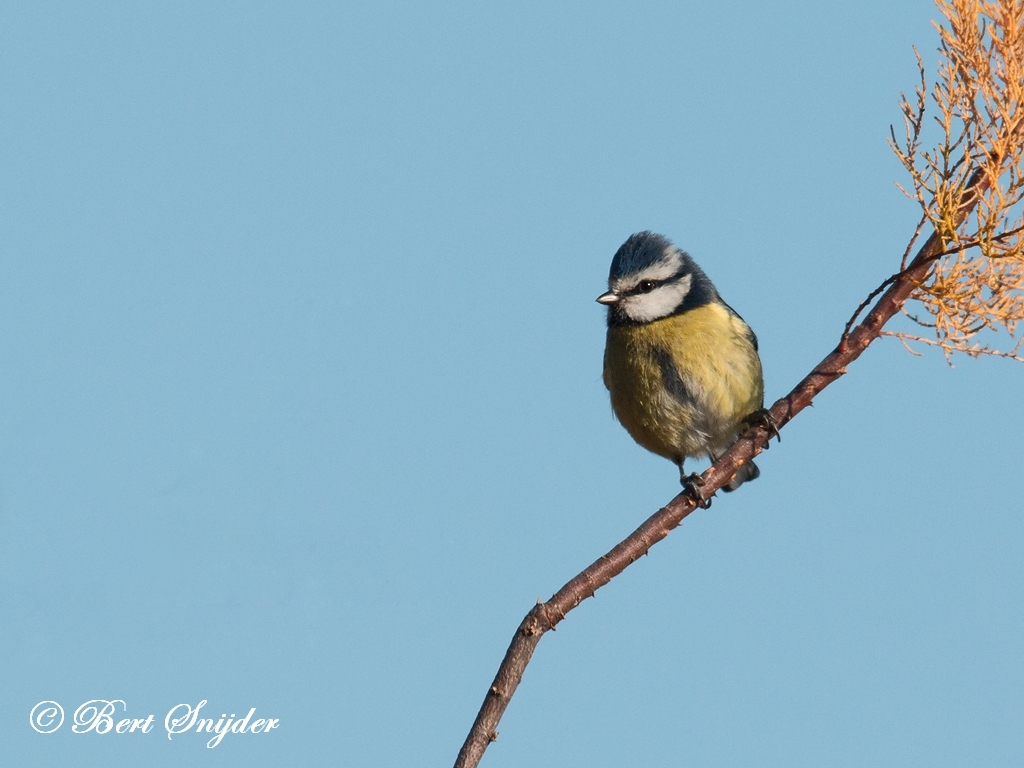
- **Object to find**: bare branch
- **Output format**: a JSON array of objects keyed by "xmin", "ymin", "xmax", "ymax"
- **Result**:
[
  {"xmin": 455, "ymin": 219, "xmax": 965, "ymax": 767},
  {"xmin": 453, "ymin": 3, "xmax": 1024, "ymax": 765}
]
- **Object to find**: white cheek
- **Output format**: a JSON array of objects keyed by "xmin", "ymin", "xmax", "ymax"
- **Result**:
[{"xmin": 621, "ymin": 274, "xmax": 692, "ymax": 323}]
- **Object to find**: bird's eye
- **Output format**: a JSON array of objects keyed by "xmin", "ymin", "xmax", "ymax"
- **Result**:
[{"xmin": 638, "ymin": 280, "xmax": 656, "ymax": 293}]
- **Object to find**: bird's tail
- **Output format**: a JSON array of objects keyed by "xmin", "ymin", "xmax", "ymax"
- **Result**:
[{"xmin": 721, "ymin": 460, "xmax": 759, "ymax": 492}]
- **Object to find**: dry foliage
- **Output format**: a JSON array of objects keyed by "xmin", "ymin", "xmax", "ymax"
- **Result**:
[{"xmin": 888, "ymin": 0, "xmax": 1024, "ymax": 361}]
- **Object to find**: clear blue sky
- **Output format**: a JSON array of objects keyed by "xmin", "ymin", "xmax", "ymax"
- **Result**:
[{"xmin": 1, "ymin": 2, "xmax": 1021, "ymax": 766}]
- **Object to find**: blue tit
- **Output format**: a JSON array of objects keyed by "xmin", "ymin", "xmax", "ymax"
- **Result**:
[{"xmin": 597, "ymin": 231, "xmax": 764, "ymax": 491}]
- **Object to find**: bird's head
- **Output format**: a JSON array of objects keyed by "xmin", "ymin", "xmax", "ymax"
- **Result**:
[{"xmin": 597, "ymin": 231, "xmax": 716, "ymax": 325}]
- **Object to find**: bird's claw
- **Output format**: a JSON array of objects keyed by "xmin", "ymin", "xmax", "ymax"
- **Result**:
[
  {"xmin": 744, "ymin": 408, "xmax": 781, "ymax": 445},
  {"xmin": 681, "ymin": 472, "xmax": 713, "ymax": 509}
]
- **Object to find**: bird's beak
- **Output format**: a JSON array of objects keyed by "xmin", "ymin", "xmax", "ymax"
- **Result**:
[{"xmin": 596, "ymin": 291, "xmax": 620, "ymax": 305}]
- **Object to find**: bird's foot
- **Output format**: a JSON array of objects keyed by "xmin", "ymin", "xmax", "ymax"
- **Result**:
[
  {"xmin": 681, "ymin": 472, "xmax": 713, "ymax": 509},
  {"xmin": 744, "ymin": 408, "xmax": 781, "ymax": 445}
]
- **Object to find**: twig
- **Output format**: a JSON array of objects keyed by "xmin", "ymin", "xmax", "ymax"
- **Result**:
[
  {"xmin": 841, "ymin": 220, "xmax": 1024, "ymax": 341},
  {"xmin": 900, "ymin": 213, "xmax": 928, "ymax": 272},
  {"xmin": 880, "ymin": 330, "xmax": 1024, "ymax": 361}
]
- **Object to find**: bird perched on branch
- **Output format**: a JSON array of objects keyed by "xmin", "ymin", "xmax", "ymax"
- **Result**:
[{"xmin": 598, "ymin": 231, "xmax": 765, "ymax": 492}]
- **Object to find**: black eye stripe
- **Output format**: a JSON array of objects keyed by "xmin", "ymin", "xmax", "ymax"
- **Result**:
[{"xmin": 623, "ymin": 268, "xmax": 690, "ymax": 297}]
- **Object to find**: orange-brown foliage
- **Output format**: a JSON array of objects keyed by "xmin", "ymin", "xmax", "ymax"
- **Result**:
[{"xmin": 889, "ymin": 0, "xmax": 1024, "ymax": 361}]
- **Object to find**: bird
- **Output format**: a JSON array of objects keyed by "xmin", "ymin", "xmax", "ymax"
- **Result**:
[{"xmin": 597, "ymin": 231, "xmax": 765, "ymax": 493}]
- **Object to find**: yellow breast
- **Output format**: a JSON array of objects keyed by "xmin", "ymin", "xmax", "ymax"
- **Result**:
[{"xmin": 603, "ymin": 302, "xmax": 763, "ymax": 461}]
